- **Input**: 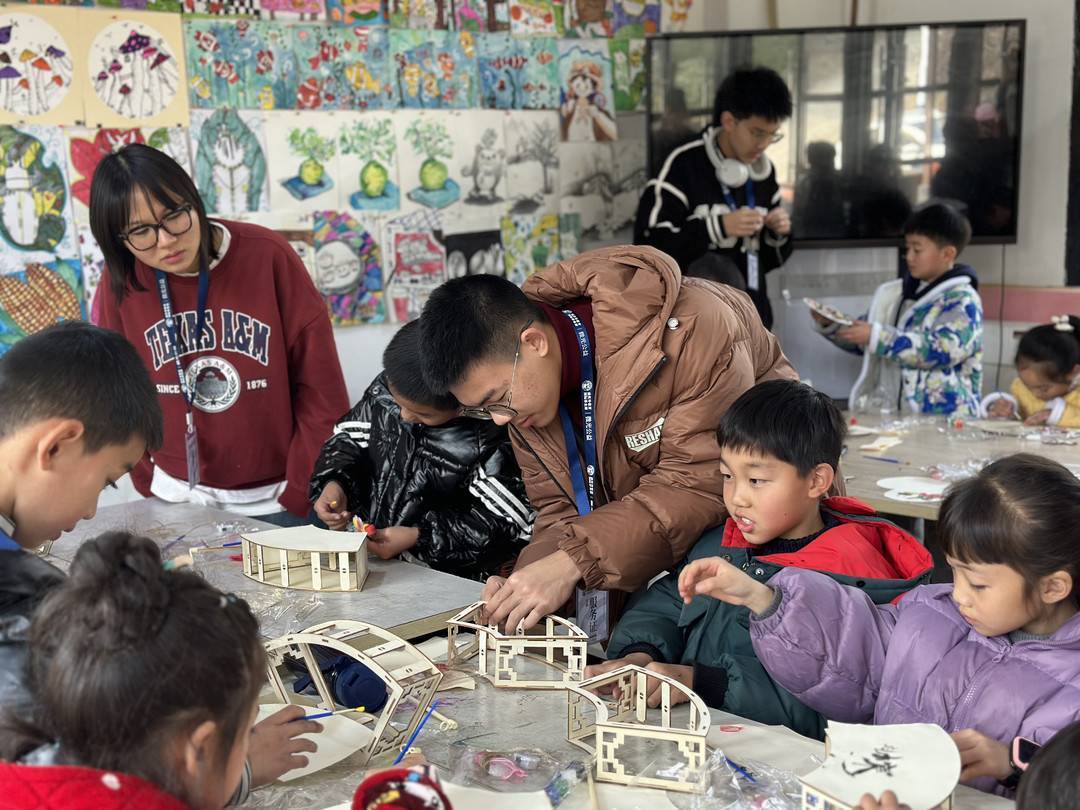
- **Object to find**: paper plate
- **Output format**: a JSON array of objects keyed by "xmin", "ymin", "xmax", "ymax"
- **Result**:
[
  {"xmin": 256, "ymin": 703, "xmax": 375, "ymax": 782},
  {"xmin": 884, "ymin": 489, "xmax": 946, "ymax": 504},
  {"xmin": 804, "ymin": 297, "xmax": 854, "ymax": 326},
  {"xmin": 876, "ymin": 477, "xmax": 949, "ymax": 494},
  {"xmin": 847, "ymin": 425, "xmax": 878, "ymax": 436}
]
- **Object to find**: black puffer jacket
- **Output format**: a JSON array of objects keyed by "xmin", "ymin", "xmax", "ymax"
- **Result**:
[
  {"xmin": 308, "ymin": 374, "xmax": 534, "ymax": 581},
  {"xmin": 0, "ymin": 550, "xmax": 63, "ymax": 718}
]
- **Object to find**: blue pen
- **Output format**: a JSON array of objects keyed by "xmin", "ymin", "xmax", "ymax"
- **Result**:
[
  {"xmin": 725, "ymin": 756, "xmax": 757, "ymax": 784},
  {"xmin": 222, "ymin": 540, "xmax": 242, "ymax": 548},
  {"xmin": 393, "ymin": 699, "xmax": 441, "ymax": 765}
]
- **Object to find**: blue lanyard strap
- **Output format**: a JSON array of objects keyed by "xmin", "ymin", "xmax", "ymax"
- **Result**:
[
  {"xmin": 559, "ymin": 309, "xmax": 597, "ymax": 516},
  {"xmin": 721, "ymin": 176, "xmax": 755, "ymax": 213},
  {"xmin": 155, "ymin": 269, "xmax": 209, "ymax": 415},
  {"xmin": 0, "ymin": 527, "xmax": 20, "ymax": 551}
]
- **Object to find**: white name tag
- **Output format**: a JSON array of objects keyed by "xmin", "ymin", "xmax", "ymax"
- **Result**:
[{"xmin": 576, "ymin": 588, "xmax": 609, "ymax": 643}]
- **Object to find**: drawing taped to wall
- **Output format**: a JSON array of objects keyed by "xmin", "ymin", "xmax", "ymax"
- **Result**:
[
  {"xmin": 380, "ymin": 206, "xmax": 439, "ymax": 321},
  {"xmin": 562, "ymin": 0, "xmax": 612, "ymax": 37},
  {"xmin": 184, "ymin": 19, "xmax": 298, "ymax": 110},
  {"xmin": 96, "ymin": 0, "xmax": 182, "ymax": 12},
  {"xmin": 182, "ymin": 0, "xmax": 263, "ymax": 16},
  {"xmin": 451, "ymin": 0, "xmax": 485, "ymax": 32},
  {"xmin": 477, "ymin": 33, "xmax": 557, "ymax": 110},
  {"xmin": 190, "ymin": 107, "xmax": 269, "ymax": 214},
  {"xmin": 500, "ymin": 211, "xmax": 556, "ymax": 286},
  {"xmin": 338, "ymin": 113, "xmax": 399, "ymax": 212},
  {"xmin": 507, "ymin": 0, "xmax": 559, "ymax": 37},
  {"xmin": 445, "ymin": 229, "xmax": 502, "ymax": 278},
  {"xmin": 389, "ymin": 0, "xmax": 449, "ymax": 29},
  {"xmin": 259, "ymin": 0, "xmax": 325, "ymax": 21},
  {"xmin": 0, "ymin": 10, "xmax": 77, "ymax": 126},
  {"xmin": 389, "ymin": 29, "xmax": 477, "ymax": 109},
  {"xmin": 443, "ymin": 109, "xmax": 509, "ymax": 234},
  {"xmin": 312, "ymin": 209, "xmax": 386, "ymax": 325},
  {"xmin": 610, "ymin": 37, "xmax": 645, "ymax": 112},
  {"xmin": 660, "ymin": 0, "xmax": 701, "ymax": 33},
  {"xmin": 398, "ymin": 110, "xmax": 459, "ymax": 211},
  {"xmin": 76, "ymin": 224, "xmax": 104, "ymax": 306},
  {"xmin": 558, "ymin": 140, "xmax": 614, "ymax": 242},
  {"xmin": 611, "ymin": 0, "xmax": 657, "ymax": 37},
  {"xmin": 609, "ymin": 135, "xmax": 646, "ymax": 236},
  {"xmin": 0, "ymin": 124, "xmax": 78, "ymax": 264},
  {"xmin": 558, "ymin": 41, "xmax": 616, "ymax": 142},
  {"xmin": 85, "ymin": 17, "xmax": 186, "ymax": 127},
  {"xmin": 482, "ymin": 0, "xmax": 510, "ymax": 31},
  {"xmin": 504, "ymin": 109, "xmax": 558, "ymax": 215},
  {"xmin": 326, "ymin": 0, "xmax": 387, "ymax": 26},
  {"xmin": 66, "ymin": 125, "xmax": 192, "ymax": 226},
  {"xmin": 264, "ymin": 113, "xmax": 338, "ymax": 212},
  {"xmin": 0, "ymin": 258, "xmax": 83, "ymax": 353},
  {"xmin": 337, "ymin": 26, "xmax": 396, "ymax": 109}
]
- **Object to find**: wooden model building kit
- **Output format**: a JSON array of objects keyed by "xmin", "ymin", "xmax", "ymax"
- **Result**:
[
  {"xmin": 445, "ymin": 601, "xmax": 588, "ymax": 689},
  {"xmin": 566, "ymin": 664, "xmax": 711, "ymax": 793},
  {"xmin": 264, "ymin": 619, "xmax": 442, "ymax": 764},
  {"xmin": 240, "ymin": 525, "xmax": 369, "ymax": 592}
]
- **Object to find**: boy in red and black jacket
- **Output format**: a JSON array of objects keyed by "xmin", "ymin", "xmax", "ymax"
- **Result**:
[{"xmin": 588, "ymin": 379, "xmax": 933, "ymax": 740}]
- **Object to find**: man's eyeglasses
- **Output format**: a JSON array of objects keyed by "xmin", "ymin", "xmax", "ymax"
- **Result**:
[
  {"xmin": 460, "ymin": 319, "xmax": 534, "ymax": 421},
  {"xmin": 120, "ymin": 204, "xmax": 194, "ymax": 252},
  {"xmin": 738, "ymin": 120, "xmax": 784, "ymax": 145}
]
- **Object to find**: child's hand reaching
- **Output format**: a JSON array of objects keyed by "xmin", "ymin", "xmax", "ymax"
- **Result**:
[
  {"xmin": 836, "ymin": 320, "xmax": 873, "ymax": 347},
  {"xmin": 314, "ymin": 481, "xmax": 351, "ymax": 531},
  {"xmin": 678, "ymin": 556, "xmax": 775, "ymax": 615},
  {"xmin": 951, "ymin": 729, "xmax": 1012, "ymax": 783},
  {"xmin": 367, "ymin": 526, "xmax": 420, "ymax": 560},
  {"xmin": 583, "ymin": 654, "xmax": 694, "ymax": 707},
  {"xmin": 248, "ymin": 705, "xmax": 322, "ymax": 788},
  {"xmin": 1024, "ymin": 408, "xmax": 1052, "ymax": 426}
]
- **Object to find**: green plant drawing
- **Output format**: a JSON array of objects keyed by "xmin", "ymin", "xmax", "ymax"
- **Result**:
[
  {"xmin": 340, "ymin": 118, "xmax": 396, "ymax": 198},
  {"xmin": 287, "ymin": 127, "xmax": 337, "ymax": 186},
  {"xmin": 404, "ymin": 118, "xmax": 452, "ymax": 191}
]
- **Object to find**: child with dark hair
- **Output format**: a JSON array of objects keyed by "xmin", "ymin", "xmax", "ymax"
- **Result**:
[
  {"xmin": 310, "ymin": 321, "xmax": 532, "ymax": 581},
  {"xmin": 590, "ymin": 380, "xmax": 932, "ymax": 737},
  {"xmin": 0, "ymin": 532, "xmax": 267, "ymax": 809},
  {"xmin": 635, "ymin": 65, "xmax": 794, "ymax": 327},
  {"xmin": 815, "ymin": 201, "xmax": 983, "ymax": 415},
  {"xmin": 90, "ymin": 144, "xmax": 349, "ymax": 525},
  {"xmin": 983, "ymin": 315, "xmax": 1080, "ymax": 427},
  {"xmin": 0, "ymin": 323, "xmax": 315, "ymax": 802},
  {"xmin": 682, "ymin": 452, "xmax": 1080, "ymax": 797}
]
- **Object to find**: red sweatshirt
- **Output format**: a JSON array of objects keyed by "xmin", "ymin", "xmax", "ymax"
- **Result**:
[
  {"xmin": 97, "ymin": 220, "xmax": 349, "ymax": 516},
  {"xmin": 0, "ymin": 763, "xmax": 190, "ymax": 810}
]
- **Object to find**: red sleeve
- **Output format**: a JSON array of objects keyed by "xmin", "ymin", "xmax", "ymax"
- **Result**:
[
  {"xmin": 276, "ymin": 249, "xmax": 349, "ymax": 516},
  {"xmin": 96, "ymin": 279, "xmax": 155, "ymax": 498}
]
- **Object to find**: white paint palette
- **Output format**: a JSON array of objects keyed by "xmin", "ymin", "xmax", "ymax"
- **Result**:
[
  {"xmin": 804, "ymin": 297, "xmax": 854, "ymax": 326},
  {"xmin": 256, "ymin": 703, "xmax": 375, "ymax": 782}
]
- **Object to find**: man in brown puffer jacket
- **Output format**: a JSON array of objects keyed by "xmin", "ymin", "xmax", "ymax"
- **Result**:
[{"xmin": 419, "ymin": 245, "xmax": 796, "ymax": 634}]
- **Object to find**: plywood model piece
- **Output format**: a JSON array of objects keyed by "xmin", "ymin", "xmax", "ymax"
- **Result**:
[
  {"xmin": 445, "ymin": 601, "xmax": 587, "ymax": 689},
  {"xmin": 264, "ymin": 619, "xmax": 442, "ymax": 764},
  {"xmin": 567, "ymin": 664, "xmax": 711, "ymax": 794},
  {"xmin": 240, "ymin": 525, "xmax": 368, "ymax": 592}
]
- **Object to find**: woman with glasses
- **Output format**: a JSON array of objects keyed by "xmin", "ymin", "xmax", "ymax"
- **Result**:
[
  {"xmin": 634, "ymin": 66, "xmax": 794, "ymax": 329},
  {"xmin": 90, "ymin": 144, "xmax": 348, "ymax": 527}
]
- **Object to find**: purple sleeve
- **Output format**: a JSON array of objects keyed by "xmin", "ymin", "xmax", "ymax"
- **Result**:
[{"xmin": 749, "ymin": 568, "xmax": 901, "ymax": 722}]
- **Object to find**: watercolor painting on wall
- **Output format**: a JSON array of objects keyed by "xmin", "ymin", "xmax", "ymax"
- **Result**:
[
  {"xmin": 611, "ymin": 0, "xmax": 658, "ymax": 37},
  {"xmin": 312, "ymin": 209, "xmax": 386, "ymax": 325},
  {"xmin": 388, "ymin": 0, "xmax": 450, "ymax": 29},
  {"xmin": 610, "ymin": 37, "xmax": 645, "ymax": 112},
  {"xmin": 0, "ymin": 8, "xmax": 81, "ymax": 126},
  {"xmin": 389, "ymin": 29, "xmax": 477, "ymax": 109},
  {"xmin": 189, "ymin": 107, "xmax": 270, "ymax": 214},
  {"xmin": 338, "ymin": 113, "xmax": 400, "ymax": 212},
  {"xmin": 397, "ymin": 110, "xmax": 460, "ymax": 212},
  {"xmin": 326, "ymin": 0, "xmax": 388, "ymax": 26},
  {"xmin": 184, "ymin": 19, "xmax": 298, "ymax": 111},
  {"xmin": 558, "ymin": 40, "xmax": 616, "ymax": 142},
  {"xmin": 477, "ymin": 33, "xmax": 557, "ymax": 110},
  {"xmin": 265, "ymin": 111, "xmax": 339, "ymax": 215},
  {"xmin": 562, "ymin": 0, "xmax": 611, "ymax": 37},
  {"xmin": 500, "ymin": 211, "xmax": 556, "ymax": 286}
]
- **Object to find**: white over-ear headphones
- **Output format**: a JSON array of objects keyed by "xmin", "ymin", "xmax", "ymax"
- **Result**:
[{"xmin": 717, "ymin": 154, "xmax": 772, "ymax": 188}]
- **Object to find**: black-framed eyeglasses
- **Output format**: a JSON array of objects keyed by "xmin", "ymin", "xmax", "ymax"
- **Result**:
[
  {"xmin": 120, "ymin": 204, "xmax": 194, "ymax": 252},
  {"xmin": 460, "ymin": 319, "xmax": 534, "ymax": 421}
]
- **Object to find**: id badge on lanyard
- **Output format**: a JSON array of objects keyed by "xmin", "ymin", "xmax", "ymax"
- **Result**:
[
  {"xmin": 559, "ymin": 309, "xmax": 609, "ymax": 642},
  {"xmin": 722, "ymin": 178, "xmax": 759, "ymax": 291},
  {"xmin": 156, "ymin": 269, "xmax": 208, "ymax": 490}
]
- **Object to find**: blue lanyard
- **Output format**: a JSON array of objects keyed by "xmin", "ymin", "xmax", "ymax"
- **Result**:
[
  {"xmin": 558, "ymin": 309, "xmax": 597, "ymax": 516},
  {"xmin": 155, "ymin": 269, "xmax": 209, "ymax": 414},
  {"xmin": 721, "ymin": 176, "xmax": 755, "ymax": 212},
  {"xmin": 0, "ymin": 526, "xmax": 20, "ymax": 551}
]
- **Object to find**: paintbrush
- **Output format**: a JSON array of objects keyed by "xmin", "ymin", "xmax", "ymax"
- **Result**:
[
  {"xmin": 587, "ymin": 764, "xmax": 600, "ymax": 810},
  {"xmin": 300, "ymin": 705, "xmax": 366, "ymax": 721},
  {"xmin": 393, "ymin": 699, "xmax": 441, "ymax": 765}
]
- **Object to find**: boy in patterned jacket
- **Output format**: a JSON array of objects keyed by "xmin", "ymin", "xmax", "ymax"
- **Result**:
[{"xmin": 814, "ymin": 202, "xmax": 983, "ymax": 416}]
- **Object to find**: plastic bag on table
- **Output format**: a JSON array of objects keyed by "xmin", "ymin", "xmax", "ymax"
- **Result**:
[
  {"xmin": 446, "ymin": 742, "xmax": 565, "ymax": 793},
  {"xmin": 672, "ymin": 748, "xmax": 805, "ymax": 809}
]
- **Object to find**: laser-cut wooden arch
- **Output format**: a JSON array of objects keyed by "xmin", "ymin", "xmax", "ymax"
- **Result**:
[
  {"xmin": 241, "ymin": 526, "xmax": 369, "ymax": 592},
  {"xmin": 567, "ymin": 664, "xmax": 711, "ymax": 793},
  {"xmin": 445, "ymin": 601, "xmax": 587, "ymax": 689},
  {"xmin": 264, "ymin": 619, "xmax": 442, "ymax": 763}
]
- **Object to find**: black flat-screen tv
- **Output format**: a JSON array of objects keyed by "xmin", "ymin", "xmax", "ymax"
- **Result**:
[{"xmin": 646, "ymin": 20, "xmax": 1025, "ymax": 246}]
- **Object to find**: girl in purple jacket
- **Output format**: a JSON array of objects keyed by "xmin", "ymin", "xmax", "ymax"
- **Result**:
[{"xmin": 680, "ymin": 453, "xmax": 1080, "ymax": 797}]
